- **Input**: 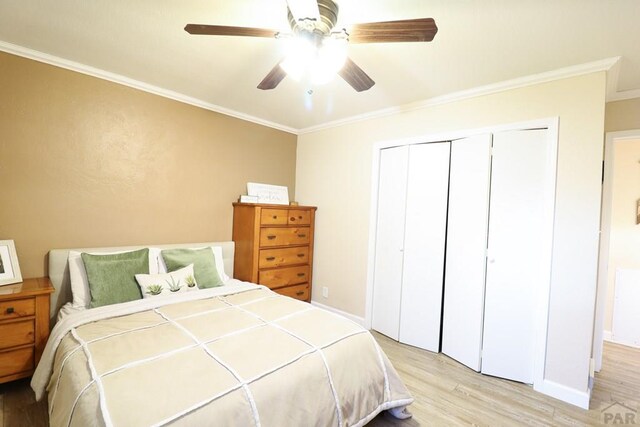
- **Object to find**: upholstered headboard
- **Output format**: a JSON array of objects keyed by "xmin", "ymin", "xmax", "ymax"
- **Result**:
[{"xmin": 47, "ymin": 241, "xmax": 235, "ymax": 323}]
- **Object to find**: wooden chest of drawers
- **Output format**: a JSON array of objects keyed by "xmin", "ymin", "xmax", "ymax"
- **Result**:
[
  {"xmin": 232, "ymin": 203, "xmax": 317, "ymax": 302},
  {"xmin": 0, "ymin": 277, "xmax": 54, "ymax": 383}
]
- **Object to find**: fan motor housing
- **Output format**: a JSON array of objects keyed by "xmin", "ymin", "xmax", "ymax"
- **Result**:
[{"xmin": 287, "ymin": 0, "xmax": 340, "ymax": 35}]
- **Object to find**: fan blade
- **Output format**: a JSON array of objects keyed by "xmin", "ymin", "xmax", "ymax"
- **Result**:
[
  {"xmin": 338, "ymin": 58, "xmax": 375, "ymax": 92},
  {"xmin": 184, "ymin": 24, "xmax": 277, "ymax": 38},
  {"xmin": 257, "ymin": 62, "xmax": 287, "ymax": 90},
  {"xmin": 286, "ymin": 0, "xmax": 320, "ymax": 21},
  {"xmin": 348, "ymin": 18, "xmax": 438, "ymax": 43}
]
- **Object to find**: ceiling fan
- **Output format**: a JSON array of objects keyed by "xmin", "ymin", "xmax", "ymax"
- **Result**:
[{"xmin": 184, "ymin": 0, "xmax": 438, "ymax": 92}]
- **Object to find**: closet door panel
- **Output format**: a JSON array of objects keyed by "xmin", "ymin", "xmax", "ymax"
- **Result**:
[
  {"xmin": 399, "ymin": 142, "xmax": 451, "ymax": 352},
  {"xmin": 481, "ymin": 129, "xmax": 549, "ymax": 384},
  {"xmin": 371, "ymin": 146, "xmax": 409, "ymax": 340},
  {"xmin": 441, "ymin": 134, "xmax": 492, "ymax": 370}
]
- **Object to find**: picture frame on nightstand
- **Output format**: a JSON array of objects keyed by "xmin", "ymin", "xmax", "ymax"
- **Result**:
[{"xmin": 0, "ymin": 239, "xmax": 22, "ymax": 286}]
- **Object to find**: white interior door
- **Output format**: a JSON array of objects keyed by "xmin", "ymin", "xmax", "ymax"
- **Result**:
[
  {"xmin": 399, "ymin": 142, "xmax": 451, "ymax": 352},
  {"xmin": 441, "ymin": 134, "xmax": 492, "ymax": 370},
  {"xmin": 481, "ymin": 129, "xmax": 549, "ymax": 384},
  {"xmin": 371, "ymin": 146, "xmax": 409, "ymax": 340}
]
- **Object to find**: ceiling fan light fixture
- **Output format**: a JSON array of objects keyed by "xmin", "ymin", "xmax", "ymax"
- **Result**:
[{"xmin": 279, "ymin": 34, "xmax": 348, "ymax": 84}]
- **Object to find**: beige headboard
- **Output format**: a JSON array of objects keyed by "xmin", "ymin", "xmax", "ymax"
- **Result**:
[{"xmin": 47, "ymin": 241, "xmax": 235, "ymax": 324}]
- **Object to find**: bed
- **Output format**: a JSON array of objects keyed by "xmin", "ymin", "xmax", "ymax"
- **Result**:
[{"xmin": 31, "ymin": 242, "xmax": 413, "ymax": 426}]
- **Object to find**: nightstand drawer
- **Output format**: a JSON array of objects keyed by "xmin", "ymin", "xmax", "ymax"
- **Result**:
[
  {"xmin": 260, "ymin": 209, "xmax": 289, "ymax": 225},
  {"xmin": 0, "ymin": 319, "xmax": 35, "ymax": 350},
  {"xmin": 275, "ymin": 283, "xmax": 310, "ymax": 301},
  {"xmin": 258, "ymin": 247, "xmax": 310, "ymax": 268},
  {"xmin": 0, "ymin": 347, "xmax": 34, "ymax": 378},
  {"xmin": 259, "ymin": 265, "xmax": 310, "ymax": 288},
  {"xmin": 260, "ymin": 227, "xmax": 310, "ymax": 247},
  {"xmin": 0, "ymin": 298, "xmax": 35, "ymax": 321}
]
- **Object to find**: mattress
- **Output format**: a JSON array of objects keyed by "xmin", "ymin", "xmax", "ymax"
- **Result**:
[{"xmin": 32, "ymin": 281, "xmax": 412, "ymax": 426}]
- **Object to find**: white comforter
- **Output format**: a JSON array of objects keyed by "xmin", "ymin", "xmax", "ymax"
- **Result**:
[{"xmin": 32, "ymin": 281, "xmax": 413, "ymax": 426}]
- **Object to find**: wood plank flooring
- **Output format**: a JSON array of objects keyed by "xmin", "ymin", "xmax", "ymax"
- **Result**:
[
  {"xmin": 0, "ymin": 336, "xmax": 638, "ymax": 426},
  {"xmin": 369, "ymin": 333, "xmax": 639, "ymax": 426}
]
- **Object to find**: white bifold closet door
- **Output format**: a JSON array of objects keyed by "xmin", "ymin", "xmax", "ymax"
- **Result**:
[
  {"xmin": 481, "ymin": 129, "xmax": 549, "ymax": 384},
  {"xmin": 399, "ymin": 142, "xmax": 450, "ymax": 351},
  {"xmin": 372, "ymin": 142, "xmax": 450, "ymax": 351},
  {"xmin": 371, "ymin": 145, "xmax": 409, "ymax": 340},
  {"xmin": 441, "ymin": 134, "xmax": 493, "ymax": 371}
]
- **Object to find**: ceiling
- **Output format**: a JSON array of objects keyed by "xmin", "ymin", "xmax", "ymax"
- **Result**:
[{"xmin": 0, "ymin": 0, "xmax": 638, "ymax": 133}]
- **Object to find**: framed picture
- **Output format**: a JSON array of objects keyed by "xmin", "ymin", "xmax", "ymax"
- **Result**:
[
  {"xmin": 0, "ymin": 240, "xmax": 22, "ymax": 286},
  {"xmin": 247, "ymin": 183, "xmax": 290, "ymax": 205}
]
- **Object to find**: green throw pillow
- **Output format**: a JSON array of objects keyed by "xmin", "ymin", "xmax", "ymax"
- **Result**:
[
  {"xmin": 161, "ymin": 248, "xmax": 223, "ymax": 288},
  {"xmin": 82, "ymin": 248, "xmax": 149, "ymax": 308}
]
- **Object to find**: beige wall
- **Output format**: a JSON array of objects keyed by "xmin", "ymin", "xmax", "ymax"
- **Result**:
[
  {"xmin": 604, "ymin": 139, "xmax": 640, "ymax": 333},
  {"xmin": 296, "ymin": 73, "xmax": 606, "ymax": 396},
  {"xmin": 0, "ymin": 51, "xmax": 296, "ymax": 278},
  {"xmin": 605, "ymin": 98, "xmax": 640, "ymax": 132}
]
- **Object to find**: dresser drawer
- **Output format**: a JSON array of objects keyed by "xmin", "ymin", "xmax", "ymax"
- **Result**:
[
  {"xmin": 259, "ymin": 265, "xmax": 310, "ymax": 289},
  {"xmin": 287, "ymin": 210, "xmax": 311, "ymax": 225},
  {"xmin": 0, "ymin": 347, "xmax": 34, "ymax": 378},
  {"xmin": 0, "ymin": 319, "xmax": 35, "ymax": 350},
  {"xmin": 258, "ymin": 247, "xmax": 310, "ymax": 269},
  {"xmin": 260, "ymin": 209, "xmax": 289, "ymax": 225},
  {"xmin": 0, "ymin": 298, "xmax": 35, "ymax": 320},
  {"xmin": 275, "ymin": 283, "xmax": 310, "ymax": 301},
  {"xmin": 260, "ymin": 227, "xmax": 310, "ymax": 247}
]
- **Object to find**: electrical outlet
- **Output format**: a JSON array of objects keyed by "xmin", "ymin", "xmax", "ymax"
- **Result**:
[{"xmin": 322, "ymin": 287, "xmax": 329, "ymax": 298}]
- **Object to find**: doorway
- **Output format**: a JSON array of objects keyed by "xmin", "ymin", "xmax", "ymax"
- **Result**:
[{"xmin": 594, "ymin": 130, "xmax": 640, "ymax": 371}]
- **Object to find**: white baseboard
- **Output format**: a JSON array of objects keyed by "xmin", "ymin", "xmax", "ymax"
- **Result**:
[
  {"xmin": 535, "ymin": 379, "xmax": 591, "ymax": 409},
  {"xmin": 310, "ymin": 301, "xmax": 366, "ymax": 327},
  {"xmin": 603, "ymin": 330, "xmax": 613, "ymax": 341}
]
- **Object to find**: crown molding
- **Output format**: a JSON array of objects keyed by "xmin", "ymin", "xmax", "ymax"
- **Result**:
[
  {"xmin": 607, "ymin": 88, "xmax": 640, "ymax": 102},
  {"xmin": 0, "ymin": 41, "xmax": 628, "ymax": 135},
  {"xmin": 0, "ymin": 41, "xmax": 298, "ymax": 135},
  {"xmin": 298, "ymin": 57, "xmax": 622, "ymax": 135}
]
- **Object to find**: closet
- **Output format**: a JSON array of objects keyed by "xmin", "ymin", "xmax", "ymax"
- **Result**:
[{"xmin": 371, "ymin": 128, "xmax": 552, "ymax": 385}]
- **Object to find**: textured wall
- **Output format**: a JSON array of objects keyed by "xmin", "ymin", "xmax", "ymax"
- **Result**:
[
  {"xmin": 0, "ymin": 51, "xmax": 297, "ymax": 278},
  {"xmin": 605, "ymin": 98, "xmax": 640, "ymax": 132}
]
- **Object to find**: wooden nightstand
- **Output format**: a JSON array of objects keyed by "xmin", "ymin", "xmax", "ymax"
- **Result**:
[{"xmin": 0, "ymin": 277, "xmax": 54, "ymax": 384}]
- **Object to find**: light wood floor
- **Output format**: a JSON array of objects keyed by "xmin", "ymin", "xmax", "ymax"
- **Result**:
[{"xmin": 1, "ymin": 335, "xmax": 638, "ymax": 426}]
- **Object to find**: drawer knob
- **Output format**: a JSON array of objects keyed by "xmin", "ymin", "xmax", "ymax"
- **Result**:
[
  {"xmin": 290, "ymin": 217, "xmax": 295, "ymax": 221},
  {"xmin": 6, "ymin": 307, "xmax": 14, "ymax": 314},
  {"xmin": 267, "ymin": 235, "xmax": 276, "ymax": 240},
  {"xmin": 297, "ymin": 253, "xmax": 305, "ymax": 258},
  {"xmin": 297, "ymin": 273, "xmax": 305, "ymax": 277},
  {"xmin": 298, "ymin": 234, "xmax": 306, "ymax": 238},
  {"xmin": 273, "ymin": 215, "xmax": 278, "ymax": 219},
  {"xmin": 266, "ymin": 256, "xmax": 276, "ymax": 261},
  {"xmin": 296, "ymin": 291, "xmax": 305, "ymax": 296},
  {"xmin": 298, "ymin": 216, "xmax": 303, "ymax": 219}
]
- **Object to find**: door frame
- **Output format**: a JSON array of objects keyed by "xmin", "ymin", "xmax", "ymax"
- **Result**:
[
  {"xmin": 592, "ymin": 129, "xmax": 640, "ymax": 371},
  {"xmin": 364, "ymin": 117, "xmax": 559, "ymax": 392}
]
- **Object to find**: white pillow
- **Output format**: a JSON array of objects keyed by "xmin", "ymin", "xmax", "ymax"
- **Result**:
[
  {"xmin": 68, "ymin": 248, "xmax": 160, "ymax": 308},
  {"xmin": 136, "ymin": 264, "xmax": 198, "ymax": 298},
  {"xmin": 157, "ymin": 246, "xmax": 229, "ymax": 282}
]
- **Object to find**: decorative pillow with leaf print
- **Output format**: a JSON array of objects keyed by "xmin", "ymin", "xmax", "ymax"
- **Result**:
[{"xmin": 135, "ymin": 264, "xmax": 199, "ymax": 298}]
